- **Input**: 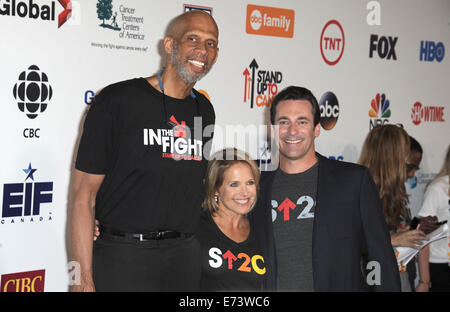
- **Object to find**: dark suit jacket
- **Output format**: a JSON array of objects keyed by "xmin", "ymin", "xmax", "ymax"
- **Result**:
[{"xmin": 249, "ymin": 153, "xmax": 401, "ymax": 291}]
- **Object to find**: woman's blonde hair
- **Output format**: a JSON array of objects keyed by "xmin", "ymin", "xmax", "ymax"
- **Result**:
[
  {"xmin": 359, "ymin": 125, "xmax": 410, "ymax": 230},
  {"xmin": 203, "ymin": 148, "xmax": 260, "ymax": 215}
]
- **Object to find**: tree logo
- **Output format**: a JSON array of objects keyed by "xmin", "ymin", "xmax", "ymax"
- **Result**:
[{"xmin": 97, "ymin": 0, "xmax": 120, "ymax": 31}]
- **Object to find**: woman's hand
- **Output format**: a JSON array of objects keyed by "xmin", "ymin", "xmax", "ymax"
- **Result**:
[{"xmin": 391, "ymin": 228, "xmax": 428, "ymax": 249}]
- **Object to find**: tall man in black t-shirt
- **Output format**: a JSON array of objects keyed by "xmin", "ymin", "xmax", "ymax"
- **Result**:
[
  {"xmin": 71, "ymin": 11, "xmax": 219, "ymax": 291},
  {"xmin": 250, "ymin": 86, "xmax": 401, "ymax": 291}
]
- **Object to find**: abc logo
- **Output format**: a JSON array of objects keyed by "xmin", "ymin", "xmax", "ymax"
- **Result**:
[
  {"xmin": 250, "ymin": 9, "xmax": 262, "ymax": 30},
  {"xmin": 319, "ymin": 91, "xmax": 339, "ymax": 130},
  {"xmin": 13, "ymin": 65, "xmax": 52, "ymax": 119}
]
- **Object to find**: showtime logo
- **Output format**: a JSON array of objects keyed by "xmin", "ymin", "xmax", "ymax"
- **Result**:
[
  {"xmin": 1, "ymin": 270, "xmax": 45, "ymax": 292},
  {"xmin": 411, "ymin": 102, "xmax": 445, "ymax": 125},
  {"xmin": 246, "ymin": 4, "xmax": 294, "ymax": 38}
]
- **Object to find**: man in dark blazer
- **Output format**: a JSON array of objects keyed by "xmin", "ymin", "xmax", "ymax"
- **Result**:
[{"xmin": 250, "ymin": 86, "xmax": 400, "ymax": 291}]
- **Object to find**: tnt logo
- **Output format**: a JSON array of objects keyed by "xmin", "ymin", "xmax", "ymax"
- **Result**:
[
  {"xmin": 420, "ymin": 41, "xmax": 445, "ymax": 62},
  {"xmin": 1, "ymin": 270, "xmax": 45, "ymax": 292},
  {"xmin": 243, "ymin": 59, "xmax": 282, "ymax": 109},
  {"xmin": 369, "ymin": 93, "xmax": 391, "ymax": 130},
  {"xmin": 2, "ymin": 163, "xmax": 53, "ymax": 220},
  {"xmin": 369, "ymin": 34, "xmax": 398, "ymax": 60},
  {"xmin": 320, "ymin": 20, "xmax": 345, "ymax": 66}
]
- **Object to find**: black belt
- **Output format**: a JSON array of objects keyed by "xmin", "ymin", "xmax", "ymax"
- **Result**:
[{"xmin": 99, "ymin": 225, "xmax": 192, "ymax": 241}]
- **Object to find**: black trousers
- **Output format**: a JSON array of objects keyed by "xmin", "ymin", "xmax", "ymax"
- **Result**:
[
  {"xmin": 430, "ymin": 263, "xmax": 450, "ymax": 292},
  {"xmin": 93, "ymin": 233, "xmax": 201, "ymax": 291}
]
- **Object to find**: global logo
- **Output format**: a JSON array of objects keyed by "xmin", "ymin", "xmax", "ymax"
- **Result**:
[
  {"xmin": 320, "ymin": 20, "xmax": 345, "ymax": 66},
  {"xmin": 369, "ymin": 93, "xmax": 391, "ymax": 130},
  {"xmin": 13, "ymin": 65, "xmax": 53, "ymax": 119},
  {"xmin": 319, "ymin": 91, "xmax": 339, "ymax": 130}
]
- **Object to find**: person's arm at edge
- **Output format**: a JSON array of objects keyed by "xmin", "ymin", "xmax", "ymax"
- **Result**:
[
  {"xmin": 71, "ymin": 169, "xmax": 105, "ymax": 292},
  {"xmin": 416, "ymin": 244, "xmax": 431, "ymax": 292}
]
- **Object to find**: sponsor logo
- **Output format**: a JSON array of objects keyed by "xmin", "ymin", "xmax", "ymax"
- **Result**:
[
  {"xmin": 272, "ymin": 195, "xmax": 315, "ymax": 222},
  {"xmin": 411, "ymin": 101, "xmax": 445, "ymax": 125},
  {"xmin": 1, "ymin": 163, "xmax": 53, "ymax": 225},
  {"xmin": 183, "ymin": 3, "xmax": 212, "ymax": 15},
  {"xmin": 96, "ymin": 0, "xmax": 145, "ymax": 40},
  {"xmin": 1, "ymin": 270, "xmax": 45, "ymax": 292},
  {"xmin": 13, "ymin": 65, "xmax": 53, "ymax": 120},
  {"xmin": 84, "ymin": 90, "xmax": 95, "ymax": 105},
  {"xmin": 420, "ymin": 41, "xmax": 445, "ymax": 62},
  {"xmin": 320, "ymin": 20, "xmax": 345, "ymax": 65},
  {"xmin": 369, "ymin": 34, "xmax": 398, "ymax": 60},
  {"xmin": 243, "ymin": 59, "xmax": 283, "ymax": 109},
  {"xmin": 0, "ymin": 0, "xmax": 71, "ymax": 28},
  {"xmin": 369, "ymin": 93, "xmax": 391, "ymax": 130},
  {"xmin": 319, "ymin": 91, "xmax": 339, "ymax": 130},
  {"xmin": 208, "ymin": 247, "xmax": 266, "ymax": 275},
  {"xmin": 143, "ymin": 115, "xmax": 203, "ymax": 161},
  {"xmin": 245, "ymin": 4, "xmax": 294, "ymax": 38}
]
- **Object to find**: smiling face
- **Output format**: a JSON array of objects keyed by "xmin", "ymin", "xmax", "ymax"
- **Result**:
[
  {"xmin": 274, "ymin": 99, "xmax": 320, "ymax": 168},
  {"xmin": 166, "ymin": 12, "xmax": 219, "ymax": 84},
  {"xmin": 216, "ymin": 162, "xmax": 257, "ymax": 216}
]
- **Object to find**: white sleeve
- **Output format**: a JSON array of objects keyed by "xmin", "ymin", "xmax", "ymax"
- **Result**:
[{"xmin": 417, "ymin": 185, "xmax": 440, "ymax": 217}]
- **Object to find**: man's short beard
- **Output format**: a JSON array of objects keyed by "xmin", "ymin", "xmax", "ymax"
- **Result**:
[{"xmin": 170, "ymin": 41, "xmax": 212, "ymax": 84}]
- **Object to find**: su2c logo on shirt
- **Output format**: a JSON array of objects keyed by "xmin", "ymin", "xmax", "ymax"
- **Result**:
[
  {"xmin": 209, "ymin": 247, "xmax": 266, "ymax": 275},
  {"xmin": 271, "ymin": 195, "xmax": 315, "ymax": 222}
]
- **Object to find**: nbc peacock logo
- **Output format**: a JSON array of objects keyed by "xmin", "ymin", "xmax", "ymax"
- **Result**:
[{"xmin": 369, "ymin": 93, "xmax": 391, "ymax": 130}]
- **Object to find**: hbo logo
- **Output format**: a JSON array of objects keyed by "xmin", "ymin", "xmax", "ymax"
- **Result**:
[{"xmin": 420, "ymin": 41, "xmax": 445, "ymax": 62}]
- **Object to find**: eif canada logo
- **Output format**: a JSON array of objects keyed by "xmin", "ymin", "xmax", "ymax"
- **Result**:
[
  {"xmin": 243, "ymin": 59, "xmax": 283, "ymax": 109},
  {"xmin": 0, "ymin": 0, "xmax": 72, "ymax": 28},
  {"xmin": 369, "ymin": 93, "xmax": 391, "ymax": 130},
  {"xmin": 1, "ymin": 163, "xmax": 54, "ymax": 225},
  {"xmin": 13, "ymin": 65, "xmax": 53, "ymax": 120}
]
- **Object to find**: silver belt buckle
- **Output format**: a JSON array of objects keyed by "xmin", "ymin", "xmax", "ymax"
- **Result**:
[{"xmin": 139, "ymin": 234, "xmax": 145, "ymax": 241}]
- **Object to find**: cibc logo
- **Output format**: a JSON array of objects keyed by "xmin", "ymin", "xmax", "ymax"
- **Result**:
[
  {"xmin": 369, "ymin": 93, "xmax": 391, "ymax": 130},
  {"xmin": 320, "ymin": 20, "xmax": 345, "ymax": 66},
  {"xmin": 319, "ymin": 91, "xmax": 339, "ymax": 130},
  {"xmin": 1, "ymin": 270, "xmax": 45, "ymax": 292},
  {"xmin": 420, "ymin": 41, "xmax": 445, "ymax": 62}
]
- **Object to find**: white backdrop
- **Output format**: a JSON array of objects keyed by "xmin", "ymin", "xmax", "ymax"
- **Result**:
[{"xmin": 0, "ymin": 0, "xmax": 449, "ymax": 291}]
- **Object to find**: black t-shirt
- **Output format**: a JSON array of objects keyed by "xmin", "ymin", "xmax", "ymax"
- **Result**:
[
  {"xmin": 75, "ymin": 78, "xmax": 215, "ymax": 233},
  {"xmin": 196, "ymin": 211, "xmax": 266, "ymax": 291}
]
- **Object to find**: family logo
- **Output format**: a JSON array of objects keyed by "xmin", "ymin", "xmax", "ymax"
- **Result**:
[
  {"xmin": 320, "ymin": 20, "xmax": 345, "ymax": 66},
  {"xmin": 0, "ymin": 0, "xmax": 72, "ymax": 28},
  {"xmin": 369, "ymin": 93, "xmax": 391, "ymax": 130},
  {"xmin": 143, "ymin": 115, "xmax": 203, "ymax": 161},
  {"xmin": 208, "ymin": 247, "xmax": 266, "ymax": 275},
  {"xmin": 1, "ymin": 270, "xmax": 45, "ymax": 292},
  {"xmin": 13, "ymin": 65, "xmax": 52, "ymax": 120},
  {"xmin": 411, "ymin": 101, "xmax": 445, "ymax": 125},
  {"xmin": 245, "ymin": 4, "xmax": 294, "ymax": 38},
  {"xmin": 243, "ymin": 59, "xmax": 283, "ymax": 109},
  {"xmin": 1, "ymin": 163, "xmax": 54, "ymax": 225}
]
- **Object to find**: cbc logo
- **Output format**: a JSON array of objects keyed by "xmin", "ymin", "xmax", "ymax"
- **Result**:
[
  {"xmin": 319, "ymin": 91, "xmax": 339, "ymax": 130},
  {"xmin": 249, "ymin": 9, "xmax": 262, "ymax": 30},
  {"xmin": 13, "ymin": 65, "xmax": 53, "ymax": 119}
]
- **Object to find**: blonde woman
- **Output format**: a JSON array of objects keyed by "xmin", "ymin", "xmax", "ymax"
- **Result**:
[
  {"xmin": 416, "ymin": 144, "xmax": 450, "ymax": 292},
  {"xmin": 359, "ymin": 125, "xmax": 428, "ymax": 291},
  {"xmin": 197, "ymin": 148, "xmax": 266, "ymax": 291}
]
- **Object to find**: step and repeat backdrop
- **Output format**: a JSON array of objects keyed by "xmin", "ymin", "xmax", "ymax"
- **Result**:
[{"xmin": 0, "ymin": 0, "xmax": 449, "ymax": 291}]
